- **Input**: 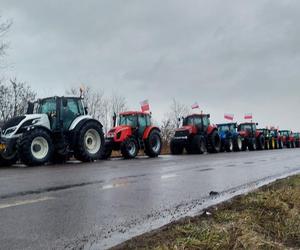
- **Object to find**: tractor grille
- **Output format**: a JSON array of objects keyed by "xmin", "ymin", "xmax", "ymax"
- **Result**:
[
  {"xmin": 175, "ymin": 130, "xmax": 189, "ymax": 137},
  {"xmin": 1, "ymin": 116, "xmax": 25, "ymax": 133}
]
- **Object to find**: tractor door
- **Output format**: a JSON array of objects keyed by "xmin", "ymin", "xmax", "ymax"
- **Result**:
[
  {"xmin": 60, "ymin": 98, "xmax": 84, "ymax": 130},
  {"xmin": 137, "ymin": 114, "xmax": 148, "ymax": 138},
  {"xmin": 37, "ymin": 97, "xmax": 58, "ymax": 130}
]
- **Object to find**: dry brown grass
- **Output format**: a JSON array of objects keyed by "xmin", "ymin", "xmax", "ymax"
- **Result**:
[{"xmin": 112, "ymin": 175, "xmax": 300, "ymax": 250}]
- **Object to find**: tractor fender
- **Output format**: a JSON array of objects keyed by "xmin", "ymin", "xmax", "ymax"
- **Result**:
[
  {"xmin": 69, "ymin": 115, "xmax": 97, "ymax": 131},
  {"xmin": 207, "ymin": 125, "xmax": 217, "ymax": 135},
  {"xmin": 25, "ymin": 125, "xmax": 52, "ymax": 135},
  {"xmin": 143, "ymin": 126, "xmax": 161, "ymax": 140}
]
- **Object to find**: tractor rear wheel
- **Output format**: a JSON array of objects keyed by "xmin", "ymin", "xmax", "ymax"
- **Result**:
[
  {"xmin": 208, "ymin": 130, "xmax": 221, "ymax": 153},
  {"xmin": 18, "ymin": 129, "xmax": 53, "ymax": 166},
  {"xmin": 278, "ymin": 139, "xmax": 283, "ymax": 149},
  {"xmin": 248, "ymin": 138, "xmax": 257, "ymax": 151},
  {"xmin": 144, "ymin": 130, "xmax": 162, "ymax": 157},
  {"xmin": 286, "ymin": 141, "xmax": 291, "ymax": 148},
  {"xmin": 170, "ymin": 139, "xmax": 184, "ymax": 155},
  {"xmin": 265, "ymin": 140, "xmax": 270, "ymax": 150},
  {"xmin": 225, "ymin": 138, "xmax": 233, "ymax": 152},
  {"xmin": 270, "ymin": 138, "xmax": 275, "ymax": 149},
  {"xmin": 291, "ymin": 141, "xmax": 295, "ymax": 148},
  {"xmin": 74, "ymin": 121, "xmax": 104, "ymax": 162},
  {"xmin": 191, "ymin": 135, "xmax": 206, "ymax": 154},
  {"xmin": 0, "ymin": 151, "xmax": 18, "ymax": 167},
  {"xmin": 233, "ymin": 136, "xmax": 242, "ymax": 152},
  {"xmin": 256, "ymin": 135, "xmax": 265, "ymax": 150},
  {"xmin": 121, "ymin": 137, "xmax": 139, "ymax": 159}
]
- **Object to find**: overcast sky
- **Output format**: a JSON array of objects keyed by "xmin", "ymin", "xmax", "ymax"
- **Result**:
[{"xmin": 1, "ymin": 0, "xmax": 300, "ymax": 130}]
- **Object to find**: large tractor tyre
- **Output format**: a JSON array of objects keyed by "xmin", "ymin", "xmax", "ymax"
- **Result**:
[
  {"xmin": 225, "ymin": 138, "xmax": 233, "ymax": 152},
  {"xmin": 121, "ymin": 137, "xmax": 139, "ymax": 159},
  {"xmin": 265, "ymin": 141, "xmax": 270, "ymax": 150},
  {"xmin": 170, "ymin": 139, "xmax": 184, "ymax": 155},
  {"xmin": 278, "ymin": 139, "xmax": 283, "ymax": 149},
  {"xmin": 208, "ymin": 130, "xmax": 221, "ymax": 153},
  {"xmin": 74, "ymin": 121, "xmax": 104, "ymax": 162},
  {"xmin": 291, "ymin": 141, "xmax": 295, "ymax": 148},
  {"xmin": 144, "ymin": 130, "xmax": 162, "ymax": 157},
  {"xmin": 18, "ymin": 129, "xmax": 53, "ymax": 166},
  {"xmin": 100, "ymin": 144, "xmax": 113, "ymax": 160},
  {"xmin": 270, "ymin": 138, "xmax": 275, "ymax": 150},
  {"xmin": 0, "ymin": 151, "xmax": 18, "ymax": 167},
  {"xmin": 274, "ymin": 140, "xmax": 278, "ymax": 149},
  {"xmin": 256, "ymin": 135, "xmax": 265, "ymax": 150},
  {"xmin": 191, "ymin": 135, "xmax": 206, "ymax": 154},
  {"xmin": 286, "ymin": 141, "xmax": 291, "ymax": 148},
  {"xmin": 233, "ymin": 136, "xmax": 243, "ymax": 152},
  {"xmin": 248, "ymin": 138, "xmax": 257, "ymax": 151},
  {"xmin": 241, "ymin": 140, "xmax": 247, "ymax": 151}
]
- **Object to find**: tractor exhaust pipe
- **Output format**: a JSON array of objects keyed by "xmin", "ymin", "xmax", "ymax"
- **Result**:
[{"xmin": 113, "ymin": 112, "xmax": 117, "ymax": 127}]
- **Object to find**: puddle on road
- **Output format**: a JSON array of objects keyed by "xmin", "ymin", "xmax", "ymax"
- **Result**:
[
  {"xmin": 197, "ymin": 168, "xmax": 214, "ymax": 172},
  {"xmin": 225, "ymin": 164, "xmax": 236, "ymax": 168}
]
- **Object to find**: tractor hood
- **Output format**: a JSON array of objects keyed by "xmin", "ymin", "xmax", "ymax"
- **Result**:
[
  {"xmin": 106, "ymin": 125, "xmax": 132, "ymax": 141},
  {"xmin": 1, "ymin": 114, "xmax": 50, "ymax": 138}
]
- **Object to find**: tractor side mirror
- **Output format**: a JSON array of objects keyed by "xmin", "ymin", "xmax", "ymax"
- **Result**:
[
  {"xmin": 27, "ymin": 102, "xmax": 34, "ymax": 114},
  {"xmin": 256, "ymin": 123, "xmax": 258, "ymax": 125},
  {"xmin": 62, "ymin": 98, "xmax": 68, "ymax": 107},
  {"xmin": 113, "ymin": 112, "xmax": 117, "ymax": 127}
]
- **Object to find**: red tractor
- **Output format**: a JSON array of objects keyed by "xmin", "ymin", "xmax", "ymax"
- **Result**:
[
  {"xmin": 279, "ymin": 130, "xmax": 295, "ymax": 148},
  {"xmin": 102, "ymin": 111, "xmax": 162, "ymax": 159},
  {"xmin": 237, "ymin": 122, "xmax": 265, "ymax": 150},
  {"xmin": 170, "ymin": 113, "xmax": 221, "ymax": 154}
]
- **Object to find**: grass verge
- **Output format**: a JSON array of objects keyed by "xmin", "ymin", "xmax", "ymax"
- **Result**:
[{"xmin": 112, "ymin": 174, "xmax": 300, "ymax": 250}]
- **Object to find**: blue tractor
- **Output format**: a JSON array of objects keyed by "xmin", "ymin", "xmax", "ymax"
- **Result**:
[{"xmin": 217, "ymin": 122, "xmax": 243, "ymax": 152}]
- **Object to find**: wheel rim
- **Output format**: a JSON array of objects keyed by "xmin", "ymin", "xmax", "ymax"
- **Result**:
[
  {"xmin": 127, "ymin": 141, "xmax": 136, "ymax": 155},
  {"xmin": 151, "ymin": 134, "xmax": 161, "ymax": 153},
  {"xmin": 84, "ymin": 129, "xmax": 101, "ymax": 155},
  {"xmin": 237, "ymin": 137, "xmax": 242, "ymax": 149},
  {"xmin": 31, "ymin": 136, "xmax": 49, "ymax": 160},
  {"xmin": 229, "ymin": 140, "xmax": 233, "ymax": 151}
]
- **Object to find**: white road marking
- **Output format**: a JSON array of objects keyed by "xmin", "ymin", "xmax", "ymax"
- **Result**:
[
  {"xmin": 0, "ymin": 197, "xmax": 54, "ymax": 209},
  {"xmin": 161, "ymin": 173, "xmax": 177, "ymax": 179}
]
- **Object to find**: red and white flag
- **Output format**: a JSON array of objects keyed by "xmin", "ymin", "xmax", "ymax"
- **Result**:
[
  {"xmin": 191, "ymin": 102, "xmax": 199, "ymax": 109},
  {"xmin": 224, "ymin": 113, "xmax": 234, "ymax": 121},
  {"xmin": 244, "ymin": 113, "xmax": 253, "ymax": 120},
  {"xmin": 140, "ymin": 99, "xmax": 150, "ymax": 112}
]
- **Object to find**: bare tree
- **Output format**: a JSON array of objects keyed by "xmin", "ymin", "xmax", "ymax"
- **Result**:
[
  {"xmin": 110, "ymin": 92, "xmax": 127, "ymax": 115},
  {"xmin": 160, "ymin": 117, "xmax": 174, "ymax": 144},
  {"xmin": 168, "ymin": 98, "xmax": 189, "ymax": 128},
  {"xmin": 0, "ymin": 78, "xmax": 36, "ymax": 122}
]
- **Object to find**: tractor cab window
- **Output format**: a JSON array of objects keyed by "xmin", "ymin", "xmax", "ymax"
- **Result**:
[
  {"xmin": 138, "ymin": 114, "xmax": 147, "ymax": 136},
  {"xmin": 61, "ymin": 98, "xmax": 84, "ymax": 130},
  {"xmin": 239, "ymin": 124, "xmax": 255, "ymax": 131},
  {"xmin": 145, "ymin": 115, "xmax": 151, "ymax": 126},
  {"xmin": 218, "ymin": 125, "xmax": 229, "ymax": 132},
  {"xmin": 202, "ymin": 116, "xmax": 210, "ymax": 127},
  {"xmin": 37, "ymin": 98, "xmax": 56, "ymax": 114},
  {"xmin": 119, "ymin": 114, "xmax": 137, "ymax": 127}
]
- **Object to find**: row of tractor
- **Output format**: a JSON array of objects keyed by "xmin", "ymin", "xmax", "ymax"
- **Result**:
[
  {"xmin": 170, "ymin": 113, "xmax": 299, "ymax": 154},
  {"xmin": 0, "ymin": 95, "xmax": 298, "ymax": 167}
]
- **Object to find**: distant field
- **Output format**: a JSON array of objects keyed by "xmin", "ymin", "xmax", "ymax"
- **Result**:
[{"xmin": 112, "ymin": 174, "xmax": 300, "ymax": 250}]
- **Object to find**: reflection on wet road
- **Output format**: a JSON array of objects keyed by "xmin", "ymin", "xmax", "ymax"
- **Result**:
[{"xmin": 0, "ymin": 149, "xmax": 300, "ymax": 250}]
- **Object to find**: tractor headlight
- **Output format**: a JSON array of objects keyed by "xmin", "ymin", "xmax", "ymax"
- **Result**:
[{"xmin": 5, "ymin": 126, "xmax": 17, "ymax": 135}]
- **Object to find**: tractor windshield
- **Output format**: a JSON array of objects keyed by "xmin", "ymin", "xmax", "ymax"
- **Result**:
[
  {"xmin": 183, "ymin": 116, "xmax": 206, "ymax": 126},
  {"xmin": 119, "ymin": 114, "xmax": 137, "ymax": 127},
  {"xmin": 218, "ymin": 125, "xmax": 233, "ymax": 132},
  {"xmin": 36, "ymin": 98, "xmax": 56, "ymax": 114},
  {"xmin": 280, "ymin": 131, "xmax": 289, "ymax": 136},
  {"xmin": 239, "ymin": 124, "xmax": 255, "ymax": 131}
]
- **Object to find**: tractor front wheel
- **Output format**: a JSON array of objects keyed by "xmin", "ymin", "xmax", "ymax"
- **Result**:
[
  {"xmin": 100, "ymin": 143, "xmax": 113, "ymax": 160},
  {"xmin": 170, "ymin": 139, "xmax": 184, "ymax": 155},
  {"xmin": 191, "ymin": 135, "xmax": 206, "ymax": 154},
  {"xmin": 18, "ymin": 129, "xmax": 53, "ymax": 166},
  {"xmin": 225, "ymin": 138, "xmax": 233, "ymax": 152},
  {"xmin": 74, "ymin": 121, "xmax": 104, "ymax": 162},
  {"xmin": 0, "ymin": 151, "xmax": 18, "ymax": 167},
  {"xmin": 121, "ymin": 137, "xmax": 139, "ymax": 159},
  {"xmin": 256, "ymin": 135, "xmax": 265, "ymax": 150},
  {"xmin": 248, "ymin": 138, "xmax": 257, "ymax": 151},
  {"xmin": 144, "ymin": 130, "xmax": 162, "ymax": 157},
  {"xmin": 233, "ymin": 136, "xmax": 242, "ymax": 152}
]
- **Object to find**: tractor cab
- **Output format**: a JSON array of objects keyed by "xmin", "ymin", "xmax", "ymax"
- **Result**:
[
  {"xmin": 28, "ymin": 96, "xmax": 87, "ymax": 131},
  {"xmin": 180, "ymin": 114, "xmax": 211, "ymax": 134},
  {"xmin": 257, "ymin": 128, "xmax": 271, "ymax": 139},
  {"xmin": 217, "ymin": 123, "xmax": 237, "ymax": 134},
  {"xmin": 238, "ymin": 122, "xmax": 258, "ymax": 137}
]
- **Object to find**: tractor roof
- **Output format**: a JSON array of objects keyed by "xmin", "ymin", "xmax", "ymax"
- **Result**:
[
  {"xmin": 186, "ymin": 113, "xmax": 210, "ymax": 118},
  {"xmin": 38, "ymin": 96, "xmax": 83, "ymax": 101},
  {"xmin": 119, "ymin": 111, "xmax": 150, "ymax": 116},
  {"xmin": 217, "ymin": 122, "xmax": 237, "ymax": 126},
  {"xmin": 239, "ymin": 122, "xmax": 257, "ymax": 125},
  {"xmin": 279, "ymin": 129, "xmax": 289, "ymax": 132}
]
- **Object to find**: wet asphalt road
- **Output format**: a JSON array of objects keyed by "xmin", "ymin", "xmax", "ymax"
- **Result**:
[{"xmin": 0, "ymin": 149, "xmax": 300, "ymax": 250}]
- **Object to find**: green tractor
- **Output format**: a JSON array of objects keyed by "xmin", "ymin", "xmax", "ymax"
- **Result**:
[{"xmin": 257, "ymin": 128, "xmax": 276, "ymax": 150}]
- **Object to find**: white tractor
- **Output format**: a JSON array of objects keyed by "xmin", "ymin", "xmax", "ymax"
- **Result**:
[{"xmin": 0, "ymin": 96, "xmax": 104, "ymax": 166}]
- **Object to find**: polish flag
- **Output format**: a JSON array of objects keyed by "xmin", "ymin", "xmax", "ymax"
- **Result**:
[
  {"xmin": 244, "ymin": 113, "xmax": 253, "ymax": 120},
  {"xmin": 191, "ymin": 102, "xmax": 199, "ymax": 109},
  {"xmin": 224, "ymin": 114, "xmax": 234, "ymax": 121},
  {"xmin": 140, "ymin": 99, "xmax": 150, "ymax": 112}
]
